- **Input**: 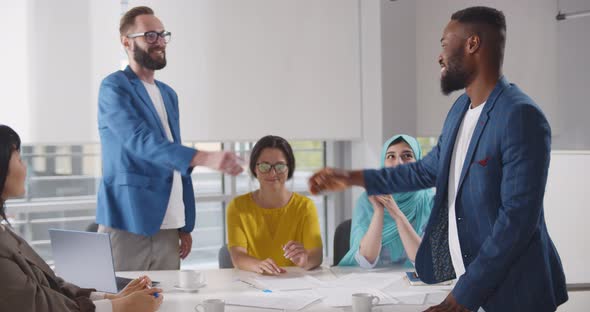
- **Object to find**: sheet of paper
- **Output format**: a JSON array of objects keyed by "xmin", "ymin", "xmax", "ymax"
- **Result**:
[
  {"xmin": 387, "ymin": 291, "xmax": 427, "ymax": 305},
  {"xmin": 245, "ymin": 272, "xmax": 325, "ymax": 291},
  {"xmin": 314, "ymin": 287, "xmax": 399, "ymax": 307},
  {"xmin": 322, "ymin": 272, "xmax": 404, "ymax": 290},
  {"xmin": 425, "ymin": 291, "xmax": 449, "ymax": 304},
  {"xmin": 225, "ymin": 292, "xmax": 322, "ymax": 311}
]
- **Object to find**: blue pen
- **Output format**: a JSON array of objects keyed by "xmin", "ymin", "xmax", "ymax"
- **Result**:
[
  {"xmin": 146, "ymin": 279, "xmax": 159, "ymax": 298},
  {"xmin": 241, "ymin": 280, "xmax": 272, "ymax": 293}
]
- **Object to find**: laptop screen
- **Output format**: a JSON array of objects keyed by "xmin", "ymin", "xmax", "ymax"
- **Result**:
[{"xmin": 49, "ymin": 229, "xmax": 119, "ymax": 293}]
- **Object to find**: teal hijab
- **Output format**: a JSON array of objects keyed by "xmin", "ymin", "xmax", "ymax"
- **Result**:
[{"xmin": 338, "ymin": 134, "xmax": 434, "ymax": 267}]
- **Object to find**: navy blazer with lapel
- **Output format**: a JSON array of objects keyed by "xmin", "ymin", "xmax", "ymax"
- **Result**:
[
  {"xmin": 364, "ymin": 77, "xmax": 567, "ymax": 311},
  {"xmin": 96, "ymin": 66, "xmax": 197, "ymax": 236}
]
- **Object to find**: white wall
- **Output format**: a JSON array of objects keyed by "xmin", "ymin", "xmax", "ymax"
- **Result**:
[
  {"xmin": 544, "ymin": 151, "xmax": 590, "ymax": 284},
  {"xmin": 27, "ymin": 0, "xmax": 96, "ymax": 144},
  {"xmin": 8, "ymin": 0, "xmax": 365, "ymax": 144},
  {"xmin": 555, "ymin": 0, "xmax": 590, "ymax": 149},
  {"xmin": 89, "ymin": 1, "xmax": 122, "ymax": 143},
  {"xmin": 0, "ymin": 0, "xmax": 122, "ymax": 144},
  {"xmin": 414, "ymin": 0, "xmax": 560, "ymax": 138},
  {"xmin": 347, "ymin": 0, "xmax": 384, "ymax": 210},
  {"xmin": 130, "ymin": 0, "xmax": 363, "ymax": 142},
  {"xmin": 0, "ymin": 0, "xmax": 30, "ymax": 139},
  {"xmin": 381, "ymin": 0, "xmax": 418, "ymax": 139},
  {"xmin": 545, "ymin": 151, "xmax": 590, "ymax": 311}
]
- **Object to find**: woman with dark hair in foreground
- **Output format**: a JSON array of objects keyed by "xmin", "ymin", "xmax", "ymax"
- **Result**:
[{"xmin": 0, "ymin": 125, "xmax": 163, "ymax": 312}]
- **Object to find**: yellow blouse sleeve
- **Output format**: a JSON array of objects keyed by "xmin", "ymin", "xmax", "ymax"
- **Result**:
[
  {"xmin": 302, "ymin": 199, "xmax": 323, "ymax": 250},
  {"xmin": 226, "ymin": 198, "xmax": 247, "ymax": 249}
]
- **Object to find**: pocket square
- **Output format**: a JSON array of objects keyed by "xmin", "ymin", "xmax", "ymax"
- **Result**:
[{"xmin": 477, "ymin": 157, "xmax": 491, "ymax": 167}]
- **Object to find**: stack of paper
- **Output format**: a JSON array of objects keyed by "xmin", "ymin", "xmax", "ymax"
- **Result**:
[
  {"xmin": 245, "ymin": 272, "xmax": 325, "ymax": 291},
  {"xmin": 387, "ymin": 291, "xmax": 427, "ymax": 305},
  {"xmin": 322, "ymin": 272, "xmax": 404, "ymax": 290}
]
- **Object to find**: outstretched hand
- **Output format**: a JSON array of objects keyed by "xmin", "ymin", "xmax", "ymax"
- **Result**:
[
  {"xmin": 192, "ymin": 150, "xmax": 244, "ymax": 176},
  {"xmin": 308, "ymin": 168, "xmax": 351, "ymax": 195}
]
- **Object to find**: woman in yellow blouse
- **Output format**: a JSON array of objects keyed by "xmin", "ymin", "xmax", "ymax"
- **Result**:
[{"xmin": 227, "ymin": 135, "xmax": 323, "ymax": 274}]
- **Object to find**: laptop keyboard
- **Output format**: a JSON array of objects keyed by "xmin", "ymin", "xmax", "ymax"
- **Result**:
[
  {"xmin": 115, "ymin": 276, "xmax": 160, "ymax": 291},
  {"xmin": 115, "ymin": 276, "xmax": 133, "ymax": 291}
]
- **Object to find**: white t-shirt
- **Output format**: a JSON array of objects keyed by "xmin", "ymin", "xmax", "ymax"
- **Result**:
[
  {"xmin": 447, "ymin": 101, "xmax": 486, "ymax": 279},
  {"xmin": 142, "ymin": 81, "xmax": 185, "ymax": 230}
]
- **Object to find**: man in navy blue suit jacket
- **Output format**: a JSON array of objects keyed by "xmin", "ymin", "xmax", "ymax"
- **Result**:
[
  {"xmin": 96, "ymin": 6, "xmax": 243, "ymax": 271},
  {"xmin": 309, "ymin": 6, "xmax": 567, "ymax": 312}
]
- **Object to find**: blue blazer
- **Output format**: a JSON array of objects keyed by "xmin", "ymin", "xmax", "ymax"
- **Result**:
[
  {"xmin": 96, "ymin": 66, "xmax": 197, "ymax": 236},
  {"xmin": 364, "ymin": 77, "xmax": 567, "ymax": 311}
]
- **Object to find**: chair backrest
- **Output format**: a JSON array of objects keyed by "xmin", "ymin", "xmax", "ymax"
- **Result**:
[
  {"xmin": 86, "ymin": 222, "xmax": 99, "ymax": 232},
  {"xmin": 333, "ymin": 219, "xmax": 352, "ymax": 266},
  {"xmin": 218, "ymin": 244, "xmax": 234, "ymax": 269}
]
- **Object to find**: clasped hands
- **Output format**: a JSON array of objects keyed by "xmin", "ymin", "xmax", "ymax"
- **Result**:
[{"xmin": 107, "ymin": 276, "xmax": 163, "ymax": 312}]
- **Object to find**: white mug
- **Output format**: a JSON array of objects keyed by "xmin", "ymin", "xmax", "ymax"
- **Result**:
[
  {"xmin": 179, "ymin": 270, "xmax": 204, "ymax": 289},
  {"xmin": 195, "ymin": 299, "xmax": 225, "ymax": 312},
  {"xmin": 352, "ymin": 293, "xmax": 380, "ymax": 312}
]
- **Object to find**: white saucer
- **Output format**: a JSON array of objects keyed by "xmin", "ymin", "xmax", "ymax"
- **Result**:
[{"xmin": 172, "ymin": 283, "xmax": 206, "ymax": 292}]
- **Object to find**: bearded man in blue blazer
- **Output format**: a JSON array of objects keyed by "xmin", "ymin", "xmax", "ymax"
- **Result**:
[
  {"xmin": 309, "ymin": 6, "xmax": 567, "ymax": 312},
  {"xmin": 97, "ymin": 6, "xmax": 243, "ymax": 271}
]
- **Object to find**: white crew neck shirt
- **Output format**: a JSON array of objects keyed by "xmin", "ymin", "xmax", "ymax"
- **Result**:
[
  {"xmin": 447, "ymin": 101, "xmax": 486, "ymax": 278},
  {"xmin": 142, "ymin": 81, "xmax": 185, "ymax": 230}
]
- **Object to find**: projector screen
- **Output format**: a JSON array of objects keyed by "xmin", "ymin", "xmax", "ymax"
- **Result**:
[{"xmin": 134, "ymin": 0, "xmax": 362, "ymax": 142}]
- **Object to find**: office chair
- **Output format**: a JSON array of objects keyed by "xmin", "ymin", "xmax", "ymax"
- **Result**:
[
  {"xmin": 333, "ymin": 219, "xmax": 352, "ymax": 266},
  {"xmin": 86, "ymin": 222, "xmax": 99, "ymax": 232},
  {"xmin": 218, "ymin": 244, "xmax": 234, "ymax": 269}
]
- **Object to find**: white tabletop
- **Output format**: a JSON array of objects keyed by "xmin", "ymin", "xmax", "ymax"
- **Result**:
[{"xmin": 118, "ymin": 266, "xmax": 452, "ymax": 312}]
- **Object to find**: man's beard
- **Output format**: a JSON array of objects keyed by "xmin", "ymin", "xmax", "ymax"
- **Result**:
[
  {"xmin": 440, "ymin": 49, "xmax": 470, "ymax": 95},
  {"xmin": 133, "ymin": 46, "xmax": 167, "ymax": 70}
]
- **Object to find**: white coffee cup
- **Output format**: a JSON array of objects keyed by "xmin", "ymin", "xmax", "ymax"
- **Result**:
[
  {"xmin": 194, "ymin": 299, "xmax": 225, "ymax": 312},
  {"xmin": 352, "ymin": 293, "xmax": 380, "ymax": 312},
  {"xmin": 179, "ymin": 270, "xmax": 204, "ymax": 289}
]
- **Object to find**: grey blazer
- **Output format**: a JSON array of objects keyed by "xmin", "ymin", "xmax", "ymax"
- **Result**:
[{"xmin": 0, "ymin": 225, "xmax": 96, "ymax": 311}]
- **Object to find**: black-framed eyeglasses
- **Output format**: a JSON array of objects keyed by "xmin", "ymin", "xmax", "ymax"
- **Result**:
[
  {"xmin": 256, "ymin": 162, "xmax": 288, "ymax": 174},
  {"xmin": 127, "ymin": 30, "xmax": 172, "ymax": 44}
]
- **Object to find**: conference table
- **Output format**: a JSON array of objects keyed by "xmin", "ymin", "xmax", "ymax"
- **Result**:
[{"xmin": 118, "ymin": 266, "xmax": 453, "ymax": 311}]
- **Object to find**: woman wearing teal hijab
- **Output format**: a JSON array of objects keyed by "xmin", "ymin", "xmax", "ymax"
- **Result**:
[{"xmin": 339, "ymin": 134, "xmax": 433, "ymax": 268}]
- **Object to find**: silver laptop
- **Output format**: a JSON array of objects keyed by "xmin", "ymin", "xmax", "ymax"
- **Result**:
[{"xmin": 49, "ymin": 229, "xmax": 133, "ymax": 293}]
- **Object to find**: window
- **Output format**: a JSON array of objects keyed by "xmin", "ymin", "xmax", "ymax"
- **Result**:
[{"xmin": 5, "ymin": 141, "xmax": 328, "ymax": 269}]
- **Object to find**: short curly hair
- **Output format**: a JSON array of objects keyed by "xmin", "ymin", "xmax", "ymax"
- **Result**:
[{"xmin": 451, "ymin": 6, "xmax": 506, "ymax": 68}]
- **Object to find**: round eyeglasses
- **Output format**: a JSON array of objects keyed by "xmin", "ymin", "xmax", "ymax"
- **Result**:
[
  {"xmin": 127, "ymin": 30, "xmax": 172, "ymax": 44},
  {"xmin": 256, "ymin": 162, "xmax": 288, "ymax": 174}
]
